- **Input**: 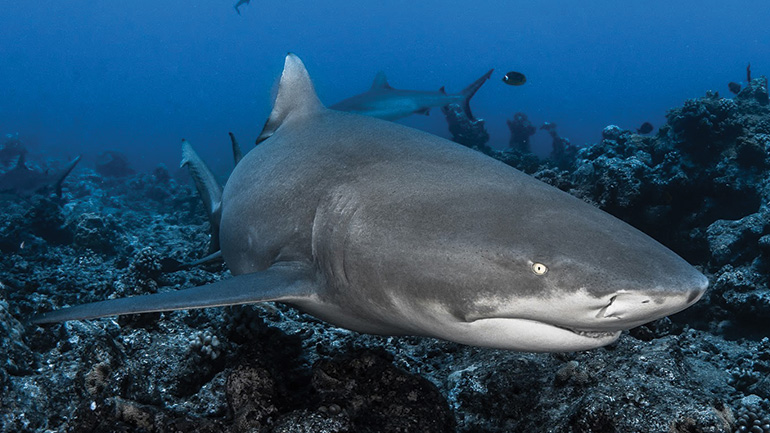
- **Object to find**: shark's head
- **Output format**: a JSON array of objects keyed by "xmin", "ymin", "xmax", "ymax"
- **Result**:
[
  {"xmin": 432, "ymin": 183, "xmax": 708, "ymax": 352},
  {"xmin": 335, "ymin": 158, "xmax": 708, "ymax": 352}
]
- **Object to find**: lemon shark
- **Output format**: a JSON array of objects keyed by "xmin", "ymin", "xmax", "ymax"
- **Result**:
[
  {"xmin": 330, "ymin": 69, "xmax": 493, "ymax": 121},
  {"xmin": 32, "ymin": 54, "xmax": 707, "ymax": 352}
]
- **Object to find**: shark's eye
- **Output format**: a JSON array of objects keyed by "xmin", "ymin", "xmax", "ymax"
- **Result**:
[{"xmin": 531, "ymin": 262, "xmax": 548, "ymax": 275}]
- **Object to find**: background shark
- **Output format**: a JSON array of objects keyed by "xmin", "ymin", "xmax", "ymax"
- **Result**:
[
  {"xmin": 331, "ymin": 69, "xmax": 493, "ymax": 121},
  {"xmin": 0, "ymin": 154, "xmax": 81, "ymax": 198}
]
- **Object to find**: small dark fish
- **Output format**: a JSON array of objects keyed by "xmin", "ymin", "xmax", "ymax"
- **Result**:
[
  {"xmin": 502, "ymin": 71, "xmax": 526, "ymax": 86},
  {"xmin": 728, "ymin": 81, "xmax": 741, "ymax": 95},
  {"xmin": 636, "ymin": 122, "xmax": 653, "ymax": 134}
]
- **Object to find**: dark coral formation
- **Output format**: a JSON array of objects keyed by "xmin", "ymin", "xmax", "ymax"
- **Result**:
[
  {"xmin": 506, "ymin": 112, "xmax": 537, "ymax": 152},
  {"xmin": 441, "ymin": 103, "xmax": 491, "ymax": 152},
  {"xmin": 95, "ymin": 150, "xmax": 136, "ymax": 178},
  {"xmin": 0, "ymin": 134, "xmax": 28, "ymax": 169},
  {"xmin": 541, "ymin": 121, "xmax": 578, "ymax": 169},
  {"xmin": 4, "ymin": 76, "xmax": 770, "ymax": 433}
]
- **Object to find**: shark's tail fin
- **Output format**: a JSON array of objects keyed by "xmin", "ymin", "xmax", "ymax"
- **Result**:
[
  {"xmin": 460, "ymin": 69, "xmax": 494, "ymax": 120},
  {"xmin": 181, "ymin": 140, "xmax": 223, "ymax": 255},
  {"xmin": 229, "ymin": 132, "xmax": 244, "ymax": 165},
  {"xmin": 54, "ymin": 156, "xmax": 81, "ymax": 197}
]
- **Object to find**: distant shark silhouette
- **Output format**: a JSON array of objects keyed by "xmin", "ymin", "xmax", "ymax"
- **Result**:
[
  {"xmin": 331, "ymin": 69, "xmax": 493, "ymax": 121},
  {"xmin": 234, "ymin": 0, "xmax": 250, "ymax": 15},
  {"xmin": 0, "ymin": 154, "xmax": 81, "ymax": 198}
]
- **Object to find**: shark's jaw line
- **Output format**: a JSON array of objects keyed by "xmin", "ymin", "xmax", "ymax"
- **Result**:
[{"xmin": 448, "ymin": 316, "xmax": 623, "ymax": 352}]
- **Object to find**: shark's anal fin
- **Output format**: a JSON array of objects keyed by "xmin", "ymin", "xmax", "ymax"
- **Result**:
[
  {"xmin": 31, "ymin": 262, "xmax": 319, "ymax": 324},
  {"xmin": 229, "ymin": 132, "xmax": 244, "ymax": 164},
  {"xmin": 257, "ymin": 53, "xmax": 324, "ymax": 144},
  {"xmin": 181, "ymin": 140, "xmax": 223, "ymax": 254}
]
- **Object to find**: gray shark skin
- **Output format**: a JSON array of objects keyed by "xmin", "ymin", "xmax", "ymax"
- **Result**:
[
  {"xmin": 33, "ymin": 54, "xmax": 707, "ymax": 352},
  {"xmin": 234, "ymin": 0, "xmax": 250, "ymax": 15},
  {"xmin": 330, "ymin": 69, "xmax": 493, "ymax": 121},
  {"xmin": 0, "ymin": 154, "xmax": 81, "ymax": 198}
]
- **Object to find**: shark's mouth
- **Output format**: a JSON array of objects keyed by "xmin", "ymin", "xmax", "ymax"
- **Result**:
[
  {"xmin": 565, "ymin": 328, "xmax": 622, "ymax": 339},
  {"xmin": 549, "ymin": 323, "xmax": 621, "ymax": 338}
]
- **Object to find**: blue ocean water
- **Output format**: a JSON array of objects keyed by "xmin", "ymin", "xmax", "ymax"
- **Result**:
[{"xmin": 1, "ymin": 1, "xmax": 769, "ymax": 171}]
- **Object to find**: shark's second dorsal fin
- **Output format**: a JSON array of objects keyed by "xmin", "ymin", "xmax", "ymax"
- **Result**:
[
  {"xmin": 257, "ymin": 53, "xmax": 323, "ymax": 144},
  {"xmin": 371, "ymin": 71, "xmax": 393, "ymax": 90}
]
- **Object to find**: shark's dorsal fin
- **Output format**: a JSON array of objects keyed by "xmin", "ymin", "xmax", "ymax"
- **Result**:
[
  {"xmin": 371, "ymin": 72, "xmax": 393, "ymax": 90},
  {"xmin": 54, "ymin": 156, "xmax": 81, "ymax": 196},
  {"xmin": 438, "ymin": 86, "xmax": 447, "ymax": 95},
  {"xmin": 14, "ymin": 153, "xmax": 27, "ymax": 170},
  {"xmin": 257, "ymin": 53, "xmax": 323, "ymax": 144}
]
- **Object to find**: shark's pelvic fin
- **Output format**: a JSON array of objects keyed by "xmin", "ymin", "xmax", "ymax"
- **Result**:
[
  {"xmin": 370, "ymin": 71, "xmax": 392, "ymax": 90},
  {"xmin": 54, "ymin": 156, "xmax": 82, "ymax": 197},
  {"xmin": 257, "ymin": 53, "xmax": 324, "ymax": 144},
  {"xmin": 229, "ymin": 132, "xmax": 244, "ymax": 164},
  {"xmin": 460, "ymin": 69, "xmax": 494, "ymax": 120},
  {"xmin": 180, "ymin": 140, "xmax": 223, "ymax": 254},
  {"xmin": 159, "ymin": 250, "xmax": 224, "ymax": 273},
  {"xmin": 31, "ymin": 262, "xmax": 319, "ymax": 324},
  {"xmin": 188, "ymin": 250, "xmax": 224, "ymax": 267}
]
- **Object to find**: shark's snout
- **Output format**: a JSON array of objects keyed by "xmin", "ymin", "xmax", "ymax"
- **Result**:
[{"xmin": 596, "ymin": 273, "xmax": 708, "ymax": 329}]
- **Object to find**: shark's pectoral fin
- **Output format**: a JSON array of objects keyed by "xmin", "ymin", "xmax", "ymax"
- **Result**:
[
  {"xmin": 416, "ymin": 108, "xmax": 431, "ymax": 116},
  {"xmin": 31, "ymin": 262, "xmax": 320, "ymax": 324},
  {"xmin": 257, "ymin": 54, "xmax": 324, "ymax": 144}
]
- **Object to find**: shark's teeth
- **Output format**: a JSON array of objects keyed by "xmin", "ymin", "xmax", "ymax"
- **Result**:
[{"xmin": 569, "ymin": 329, "xmax": 620, "ymax": 339}]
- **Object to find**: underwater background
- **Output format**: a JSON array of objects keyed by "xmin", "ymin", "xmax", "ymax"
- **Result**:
[
  {"xmin": 3, "ymin": 1, "xmax": 770, "ymax": 432},
  {"xmin": 3, "ymin": 0, "xmax": 769, "ymax": 171}
]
